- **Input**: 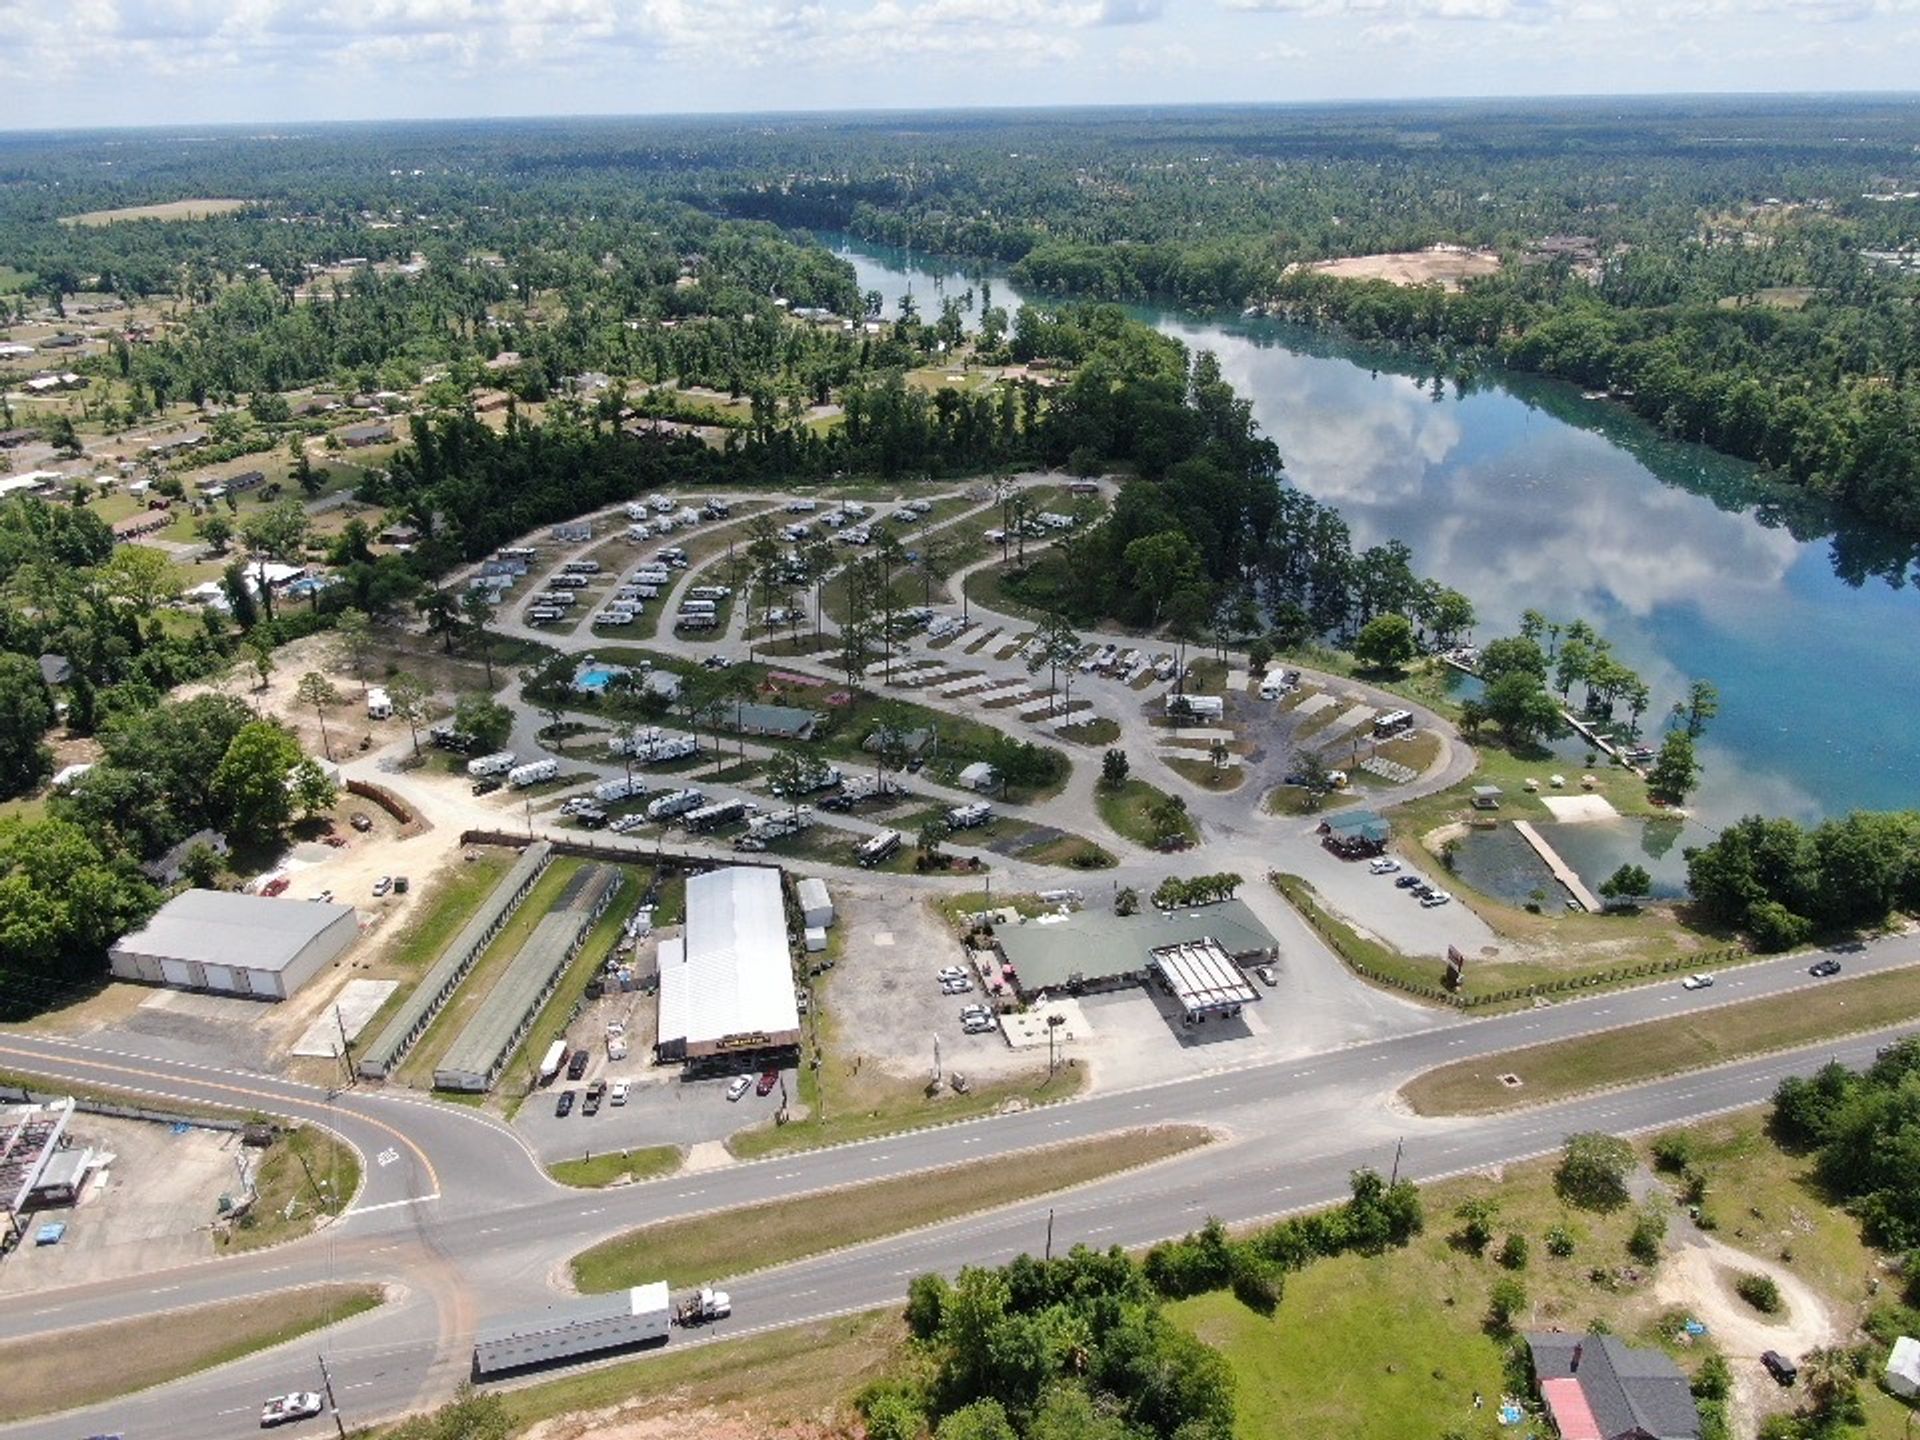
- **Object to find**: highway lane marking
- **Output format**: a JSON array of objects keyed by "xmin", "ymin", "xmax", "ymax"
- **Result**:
[
  {"xmin": 149, "ymin": 1284, "xmax": 181, "ymax": 1295},
  {"xmin": 0, "ymin": 1040, "xmax": 444, "ymax": 1204}
]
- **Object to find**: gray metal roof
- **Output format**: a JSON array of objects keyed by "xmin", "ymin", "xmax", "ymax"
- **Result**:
[
  {"xmin": 358, "ymin": 843, "xmax": 552, "ymax": 1077},
  {"xmin": 996, "ymin": 899, "xmax": 1276, "ymax": 994},
  {"xmin": 110, "ymin": 891, "xmax": 355, "ymax": 972},
  {"xmin": 1528, "ymin": 1333, "xmax": 1700, "ymax": 1440},
  {"xmin": 474, "ymin": 1282, "xmax": 668, "ymax": 1346},
  {"xmin": 658, "ymin": 866, "xmax": 798, "ymax": 1048},
  {"xmin": 435, "ymin": 866, "xmax": 621, "ymax": 1091}
]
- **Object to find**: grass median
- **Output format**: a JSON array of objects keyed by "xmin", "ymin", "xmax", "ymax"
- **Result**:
[
  {"xmin": 548, "ymin": 1145, "xmax": 683, "ymax": 1187},
  {"xmin": 1094, "ymin": 778, "xmax": 1197, "ymax": 848},
  {"xmin": 0, "ymin": 1283, "xmax": 383, "ymax": 1423},
  {"xmin": 572, "ymin": 1124, "xmax": 1212, "ymax": 1293},
  {"xmin": 1401, "ymin": 962, "xmax": 1920, "ymax": 1116}
]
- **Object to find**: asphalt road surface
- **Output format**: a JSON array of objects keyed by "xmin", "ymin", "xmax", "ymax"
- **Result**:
[{"xmin": 1, "ymin": 932, "xmax": 1914, "ymax": 1439}]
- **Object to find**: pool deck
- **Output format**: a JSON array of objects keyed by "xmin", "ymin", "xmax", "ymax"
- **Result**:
[{"xmin": 1512, "ymin": 819, "xmax": 1604, "ymax": 913}]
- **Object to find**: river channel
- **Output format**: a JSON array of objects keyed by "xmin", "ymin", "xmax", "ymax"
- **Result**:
[{"xmin": 819, "ymin": 232, "xmax": 1920, "ymax": 832}]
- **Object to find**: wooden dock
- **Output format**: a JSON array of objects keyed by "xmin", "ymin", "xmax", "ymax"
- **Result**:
[{"xmin": 1513, "ymin": 819, "xmax": 1604, "ymax": 913}]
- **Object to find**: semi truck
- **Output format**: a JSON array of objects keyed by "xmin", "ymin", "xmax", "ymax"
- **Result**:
[
  {"xmin": 674, "ymin": 1287, "xmax": 732, "ymax": 1326},
  {"xmin": 473, "ymin": 1283, "xmax": 671, "ymax": 1376},
  {"xmin": 508, "ymin": 758, "xmax": 559, "ymax": 788}
]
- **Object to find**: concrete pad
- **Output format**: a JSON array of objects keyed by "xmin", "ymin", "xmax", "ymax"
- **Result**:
[
  {"xmin": 1322, "ymin": 703, "xmax": 1377, "ymax": 737},
  {"xmin": 1539, "ymin": 793, "xmax": 1622, "ymax": 822},
  {"xmin": 682, "ymin": 1141, "xmax": 734, "ymax": 1173},
  {"xmin": 290, "ymin": 978, "xmax": 398, "ymax": 1058},
  {"xmin": 1157, "ymin": 746, "xmax": 1241, "ymax": 767},
  {"xmin": 1226, "ymin": 668, "xmax": 1250, "ymax": 692},
  {"xmin": 1293, "ymin": 692, "xmax": 1336, "ymax": 716},
  {"xmin": 1170, "ymin": 727, "xmax": 1236, "ymax": 742},
  {"xmin": 940, "ymin": 677, "xmax": 998, "ymax": 697},
  {"xmin": 1001, "ymin": 997, "xmax": 1091, "ymax": 1051}
]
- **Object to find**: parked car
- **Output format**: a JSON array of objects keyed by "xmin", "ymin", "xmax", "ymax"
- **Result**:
[
  {"xmin": 583, "ymin": 1080, "xmax": 607, "ymax": 1116},
  {"xmin": 554, "ymin": 1089, "xmax": 576, "ymax": 1118},
  {"xmin": 940, "ymin": 976, "xmax": 973, "ymax": 994},
  {"xmin": 1368, "ymin": 857, "xmax": 1402, "ymax": 874},
  {"xmin": 260, "ymin": 1392, "xmax": 325, "ymax": 1428},
  {"xmin": 349, "ymin": 812, "xmax": 373, "ymax": 832},
  {"xmin": 471, "ymin": 776, "xmax": 502, "ymax": 796},
  {"xmin": 963, "ymin": 1016, "xmax": 998, "ymax": 1035},
  {"xmin": 756, "ymin": 1068, "xmax": 779, "ymax": 1097},
  {"xmin": 1395, "ymin": 874, "xmax": 1423, "ymax": 889},
  {"xmin": 312, "ymin": 889, "xmax": 334, "ymax": 904},
  {"xmin": 259, "ymin": 876, "xmax": 290, "ymax": 897},
  {"xmin": 609, "ymin": 1079, "xmax": 629, "ymax": 1106},
  {"xmin": 725, "ymin": 1075, "xmax": 752, "ymax": 1102},
  {"xmin": 372, "ymin": 875, "xmax": 392, "ymax": 897},
  {"xmin": 1256, "ymin": 965, "xmax": 1278, "ymax": 986},
  {"xmin": 1761, "ymin": 1350, "xmax": 1798, "ymax": 1386},
  {"xmin": 1682, "ymin": 973, "xmax": 1716, "ymax": 990},
  {"xmin": 1808, "ymin": 958, "xmax": 1843, "ymax": 978},
  {"xmin": 567, "ymin": 1048, "xmax": 590, "ymax": 1080},
  {"xmin": 1420, "ymin": 891, "xmax": 1453, "ymax": 908}
]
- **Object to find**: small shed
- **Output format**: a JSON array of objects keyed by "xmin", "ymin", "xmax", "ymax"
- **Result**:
[
  {"xmin": 796, "ymin": 877, "xmax": 834, "ymax": 930},
  {"xmin": 958, "ymin": 762, "xmax": 998, "ymax": 793},
  {"xmin": 1471, "ymin": 785, "xmax": 1502, "ymax": 810},
  {"xmin": 1886, "ymin": 1336, "xmax": 1920, "ymax": 1399}
]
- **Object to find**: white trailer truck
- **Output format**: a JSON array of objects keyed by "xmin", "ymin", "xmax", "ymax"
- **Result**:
[{"xmin": 473, "ymin": 1283, "xmax": 671, "ymax": 1375}]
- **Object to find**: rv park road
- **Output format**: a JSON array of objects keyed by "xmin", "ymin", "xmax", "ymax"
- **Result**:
[{"xmin": 4, "ymin": 935, "xmax": 1920, "ymax": 1439}]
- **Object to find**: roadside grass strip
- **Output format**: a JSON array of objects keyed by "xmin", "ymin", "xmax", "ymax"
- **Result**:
[
  {"xmin": 1401, "ymin": 962, "xmax": 1920, "ymax": 1115},
  {"xmin": 571, "ymin": 1125, "xmax": 1212, "ymax": 1293},
  {"xmin": 548, "ymin": 1145, "xmax": 683, "ymax": 1187},
  {"xmin": 0, "ymin": 1284, "xmax": 383, "ymax": 1423}
]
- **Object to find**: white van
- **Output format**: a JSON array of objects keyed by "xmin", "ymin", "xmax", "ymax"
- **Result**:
[{"xmin": 366, "ymin": 686, "xmax": 392, "ymax": 719}]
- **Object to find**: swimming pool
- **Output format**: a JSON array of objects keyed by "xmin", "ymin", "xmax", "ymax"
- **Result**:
[{"xmin": 574, "ymin": 662, "xmax": 629, "ymax": 692}]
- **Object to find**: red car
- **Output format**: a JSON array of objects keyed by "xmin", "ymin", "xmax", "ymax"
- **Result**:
[
  {"xmin": 260, "ymin": 876, "xmax": 290, "ymax": 897},
  {"xmin": 756, "ymin": 1068, "xmax": 779, "ymax": 1097}
]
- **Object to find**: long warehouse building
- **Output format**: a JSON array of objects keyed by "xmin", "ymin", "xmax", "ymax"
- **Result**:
[
  {"xmin": 109, "ymin": 890, "xmax": 358, "ymax": 1001},
  {"xmin": 656, "ymin": 865, "xmax": 800, "ymax": 1064},
  {"xmin": 434, "ymin": 864, "xmax": 623, "ymax": 1093},
  {"xmin": 357, "ymin": 842, "xmax": 552, "ymax": 1079}
]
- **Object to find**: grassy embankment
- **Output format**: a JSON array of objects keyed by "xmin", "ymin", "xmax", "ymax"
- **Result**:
[
  {"xmin": 574, "ymin": 1126, "xmax": 1211, "ymax": 1292},
  {"xmin": 0, "ymin": 1285, "xmax": 382, "ymax": 1423},
  {"xmin": 1402, "ymin": 964, "xmax": 1920, "ymax": 1115},
  {"xmin": 223, "ymin": 1125, "xmax": 363, "ymax": 1251}
]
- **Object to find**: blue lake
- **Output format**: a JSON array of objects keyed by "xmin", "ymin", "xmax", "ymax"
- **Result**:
[{"xmin": 824, "ymin": 233, "xmax": 1920, "ymax": 831}]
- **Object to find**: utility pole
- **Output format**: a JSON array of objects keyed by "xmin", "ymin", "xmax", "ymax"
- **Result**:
[
  {"xmin": 1389, "ymin": 1135, "xmax": 1405, "ymax": 1188},
  {"xmin": 333, "ymin": 1006, "xmax": 355, "ymax": 1086},
  {"xmin": 932, "ymin": 1033, "xmax": 942, "ymax": 1085},
  {"xmin": 1045, "ymin": 1207, "xmax": 1055, "ymax": 1262},
  {"xmin": 317, "ymin": 1353, "xmax": 348, "ymax": 1440}
]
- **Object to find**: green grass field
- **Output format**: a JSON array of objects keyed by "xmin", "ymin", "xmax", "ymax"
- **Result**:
[
  {"xmin": 1094, "ymin": 778, "xmax": 1198, "ymax": 848},
  {"xmin": 548, "ymin": 1145, "xmax": 682, "ymax": 1187},
  {"xmin": 575, "ymin": 1126, "xmax": 1210, "ymax": 1292},
  {"xmin": 1402, "ymin": 963, "xmax": 1920, "ymax": 1115}
]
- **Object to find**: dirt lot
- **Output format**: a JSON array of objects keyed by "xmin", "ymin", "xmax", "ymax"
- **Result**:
[
  {"xmin": 822, "ymin": 880, "xmax": 1033, "ymax": 1082},
  {"xmin": 0, "ymin": 1114, "xmax": 240, "ymax": 1294},
  {"xmin": 59, "ymin": 198, "xmax": 247, "ymax": 225},
  {"xmin": 1305, "ymin": 248, "xmax": 1502, "ymax": 290}
]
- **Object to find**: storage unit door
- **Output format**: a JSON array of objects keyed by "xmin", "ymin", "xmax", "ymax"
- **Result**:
[
  {"xmin": 159, "ymin": 958, "xmax": 196, "ymax": 988},
  {"xmin": 201, "ymin": 964, "xmax": 238, "ymax": 994}
]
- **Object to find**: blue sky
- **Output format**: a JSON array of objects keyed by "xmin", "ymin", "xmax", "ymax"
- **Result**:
[{"xmin": 3, "ymin": 0, "xmax": 1917, "ymax": 129}]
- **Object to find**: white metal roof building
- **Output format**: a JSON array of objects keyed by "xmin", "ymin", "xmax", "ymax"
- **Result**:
[
  {"xmin": 1149, "ymin": 938, "xmax": 1261, "ymax": 1024},
  {"xmin": 656, "ymin": 866, "xmax": 800, "ymax": 1063},
  {"xmin": 108, "ymin": 891, "xmax": 358, "ymax": 1001}
]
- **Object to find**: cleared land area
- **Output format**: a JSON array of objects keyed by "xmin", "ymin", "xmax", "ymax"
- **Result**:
[
  {"xmin": 1401, "ymin": 962, "xmax": 1920, "ymax": 1116},
  {"xmin": 60, "ymin": 198, "xmax": 247, "ymax": 225},
  {"xmin": 1305, "ymin": 248, "xmax": 1501, "ymax": 288},
  {"xmin": 573, "ymin": 1125, "xmax": 1211, "ymax": 1292},
  {"xmin": 0, "ymin": 1283, "xmax": 382, "ymax": 1422}
]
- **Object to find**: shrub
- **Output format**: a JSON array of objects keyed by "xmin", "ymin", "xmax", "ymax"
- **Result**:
[
  {"xmin": 1499, "ymin": 1233, "xmax": 1530, "ymax": 1271},
  {"xmin": 1228, "ymin": 1246, "xmax": 1285, "ymax": 1315},
  {"xmin": 906, "ymin": 1272, "xmax": 951, "ymax": 1340},
  {"xmin": 1651, "ymin": 1133, "xmax": 1695, "ymax": 1174},
  {"xmin": 1627, "ymin": 1205, "xmax": 1669, "ymax": 1265},
  {"xmin": 1734, "ymin": 1272, "xmax": 1783, "ymax": 1315},
  {"xmin": 1453, "ymin": 1199, "xmax": 1498, "ymax": 1256},
  {"xmin": 1693, "ymin": 1351, "xmax": 1733, "ymax": 1402},
  {"xmin": 1544, "ymin": 1224, "xmax": 1576, "ymax": 1258},
  {"xmin": 1487, "ymin": 1277, "xmax": 1527, "ymax": 1333}
]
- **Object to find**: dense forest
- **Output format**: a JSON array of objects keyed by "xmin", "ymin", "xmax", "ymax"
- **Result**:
[{"xmin": 5, "ymin": 99, "xmax": 1919, "ymax": 534}]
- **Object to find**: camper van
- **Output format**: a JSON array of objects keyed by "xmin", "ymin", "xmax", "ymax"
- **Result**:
[
  {"xmin": 466, "ymin": 751, "xmax": 518, "ymax": 777},
  {"xmin": 366, "ymin": 686, "xmax": 392, "ymax": 720},
  {"xmin": 646, "ymin": 788, "xmax": 705, "ymax": 822},
  {"xmin": 857, "ymin": 830, "xmax": 903, "ymax": 867}
]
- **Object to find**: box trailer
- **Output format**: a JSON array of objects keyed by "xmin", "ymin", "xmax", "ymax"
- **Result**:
[
  {"xmin": 537, "ymin": 1039, "xmax": 568, "ymax": 1085},
  {"xmin": 473, "ymin": 1283, "xmax": 670, "ymax": 1376}
]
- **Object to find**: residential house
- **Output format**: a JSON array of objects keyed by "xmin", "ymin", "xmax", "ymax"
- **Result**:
[
  {"xmin": 1527, "ymin": 1332, "xmax": 1701, "ymax": 1440},
  {"xmin": 139, "ymin": 829, "xmax": 231, "ymax": 888},
  {"xmin": 339, "ymin": 422, "xmax": 393, "ymax": 448}
]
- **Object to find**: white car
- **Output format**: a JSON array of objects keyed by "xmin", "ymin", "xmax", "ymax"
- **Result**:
[
  {"xmin": 372, "ymin": 875, "xmax": 393, "ymax": 897},
  {"xmin": 1682, "ymin": 973, "xmax": 1715, "ymax": 990},
  {"xmin": 1369, "ymin": 857, "xmax": 1402, "ymax": 874},
  {"xmin": 937, "ymin": 966, "xmax": 967, "ymax": 983},
  {"xmin": 1420, "ymin": 891, "xmax": 1453, "ymax": 908},
  {"xmin": 725, "ymin": 1076, "xmax": 752, "ymax": 1101},
  {"xmin": 609, "ymin": 1080, "xmax": 629, "ymax": 1106},
  {"xmin": 963, "ymin": 1017, "xmax": 998, "ymax": 1035},
  {"xmin": 940, "ymin": 976, "xmax": 973, "ymax": 994},
  {"xmin": 1256, "ymin": 965, "xmax": 1278, "ymax": 986},
  {"xmin": 261, "ymin": 1392, "xmax": 325, "ymax": 1427}
]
